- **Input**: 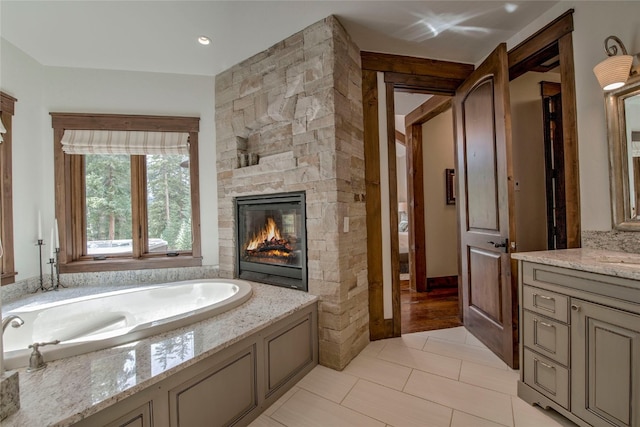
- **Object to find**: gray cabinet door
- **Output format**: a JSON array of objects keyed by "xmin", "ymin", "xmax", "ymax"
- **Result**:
[{"xmin": 571, "ymin": 299, "xmax": 640, "ymax": 427}]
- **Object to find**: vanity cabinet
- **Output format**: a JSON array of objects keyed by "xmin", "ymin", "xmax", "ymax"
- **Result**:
[
  {"xmin": 517, "ymin": 261, "xmax": 640, "ymax": 427},
  {"xmin": 571, "ymin": 300, "xmax": 640, "ymax": 427}
]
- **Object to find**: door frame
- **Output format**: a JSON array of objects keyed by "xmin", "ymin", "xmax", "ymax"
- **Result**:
[
  {"xmin": 362, "ymin": 56, "xmax": 473, "ymax": 339},
  {"xmin": 363, "ymin": 9, "xmax": 580, "ymax": 340}
]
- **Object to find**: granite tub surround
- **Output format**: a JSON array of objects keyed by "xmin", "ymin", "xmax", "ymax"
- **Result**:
[
  {"xmin": 216, "ymin": 15, "xmax": 368, "ymax": 370},
  {"xmin": 3, "ymin": 282, "xmax": 317, "ymax": 427},
  {"xmin": 0, "ymin": 370, "xmax": 19, "ymax": 420},
  {"xmin": 512, "ymin": 248, "xmax": 640, "ymax": 281}
]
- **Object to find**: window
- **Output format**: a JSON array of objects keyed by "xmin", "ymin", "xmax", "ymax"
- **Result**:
[
  {"xmin": 51, "ymin": 113, "xmax": 201, "ymax": 273},
  {"xmin": 0, "ymin": 92, "xmax": 17, "ymax": 285}
]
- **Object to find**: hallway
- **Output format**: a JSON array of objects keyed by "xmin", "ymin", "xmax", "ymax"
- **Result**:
[{"xmin": 401, "ymin": 276, "xmax": 462, "ymax": 334}]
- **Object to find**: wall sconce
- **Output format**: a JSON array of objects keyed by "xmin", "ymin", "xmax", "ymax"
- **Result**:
[{"xmin": 593, "ymin": 35, "xmax": 638, "ymax": 91}]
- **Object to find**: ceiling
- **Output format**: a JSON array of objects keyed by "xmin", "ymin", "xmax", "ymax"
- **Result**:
[{"xmin": 0, "ymin": 1, "xmax": 559, "ymax": 77}]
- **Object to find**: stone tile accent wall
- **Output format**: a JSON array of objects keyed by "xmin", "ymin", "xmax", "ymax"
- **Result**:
[{"xmin": 215, "ymin": 16, "xmax": 368, "ymax": 370}]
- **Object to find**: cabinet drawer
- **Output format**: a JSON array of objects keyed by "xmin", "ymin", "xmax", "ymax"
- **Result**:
[
  {"xmin": 523, "ymin": 310, "xmax": 569, "ymax": 366},
  {"xmin": 522, "ymin": 285, "xmax": 569, "ymax": 323},
  {"xmin": 523, "ymin": 348, "xmax": 569, "ymax": 409}
]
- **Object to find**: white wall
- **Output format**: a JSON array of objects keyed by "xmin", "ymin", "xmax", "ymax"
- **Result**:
[
  {"xmin": 422, "ymin": 109, "xmax": 458, "ymax": 278},
  {"xmin": 505, "ymin": 1, "xmax": 640, "ymax": 232},
  {"xmin": 396, "ymin": 142, "xmax": 407, "ymax": 205},
  {"xmin": 510, "ymin": 71, "xmax": 559, "ymax": 252},
  {"xmin": 1, "ymin": 38, "xmax": 217, "ymax": 281}
]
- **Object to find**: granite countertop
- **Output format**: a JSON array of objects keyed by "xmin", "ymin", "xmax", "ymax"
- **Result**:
[
  {"xmin": 512, "ymin": 248, "xmax": 640, "ymax": 281},
  {"xmin": 2, "ymin": 282, "xmax": 317, "ymax": 427}
]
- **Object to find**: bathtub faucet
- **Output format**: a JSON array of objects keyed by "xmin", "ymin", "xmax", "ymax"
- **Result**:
[{"xmin": 2, "ymin": 314, "xmax": 24, "ymax": 333}]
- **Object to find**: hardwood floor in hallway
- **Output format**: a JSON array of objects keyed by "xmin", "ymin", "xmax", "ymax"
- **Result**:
[{"xmin": 401, "ymin": 276, "xmax": 462, "ymax": 334}]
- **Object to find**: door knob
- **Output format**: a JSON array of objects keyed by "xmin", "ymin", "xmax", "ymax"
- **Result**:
[
  {"xmin": 488, "ymin": 241, "xmax": 507, "ymax": 248},
  {"xmin": 571, "ymin": 304, "xmax": 581, "ymax": 312}
]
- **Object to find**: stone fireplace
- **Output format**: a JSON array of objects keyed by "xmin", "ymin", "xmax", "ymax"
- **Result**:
[
  {"xmin": 235, "ymin": 191, "xmax": 307, "ymax": 291},
  {"xmin": 215, "ymin": 15, "xmax": 368, "ymax": 370}
]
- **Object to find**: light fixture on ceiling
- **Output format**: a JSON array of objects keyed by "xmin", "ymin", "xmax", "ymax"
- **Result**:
[
  {"xmin": 197, "ymin": 36, "xmax": 211, "ymax": 46},
  {"xmin": 593, "ymin": 35, "xmax": 637, "ymax": 91}
]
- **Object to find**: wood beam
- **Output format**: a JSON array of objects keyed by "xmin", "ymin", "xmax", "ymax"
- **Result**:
[
  {"xmin": 508, "ymin": 9, "xmax": 573, "ymax": 70},
  {"xmin": 406, "ymin": 123, "xmax": 426, "ymax": 292},
  {"xmin": 405, "ymin": 96, "xmax": 452, "ymax": 128},
  {"xmin": 362, "ymin": 70, "xmax": 389, "ymax": 340},
  {"xmin": 384, "ymin": 72, "xmax": 462, "ymax": 96},
  {"xmin": 362, "ymin": 51, "xmax": 474, "ymax": 80},
  {"xmin": 395, "ymin": 130, "xmax": 406, "ymax": 145},
  {"xmin": 558, "ymin": 32, "xmax": 581, "ymax": 248},
  {"xmin": 51, "ymin": 113, "xmax": 200, "ymax": 132}
]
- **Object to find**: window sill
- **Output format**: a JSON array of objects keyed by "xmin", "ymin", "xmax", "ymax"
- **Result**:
[
  {"xmin": 58, "ymin": 256, "xmax": 203, "ymax": 274},
  {"xmin": 1, "ymin": 271, "xmax": 18, "ymax": 286}
]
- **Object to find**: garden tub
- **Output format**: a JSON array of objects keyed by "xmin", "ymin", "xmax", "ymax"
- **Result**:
[{"xmin": 2, "ymin": 279, "xmax": 253, "ymax": 370}]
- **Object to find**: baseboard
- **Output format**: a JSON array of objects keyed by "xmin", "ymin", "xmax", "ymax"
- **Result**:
[{"xmin": 426, "ymin": 275, "xmax": 458, "ymax": 289}]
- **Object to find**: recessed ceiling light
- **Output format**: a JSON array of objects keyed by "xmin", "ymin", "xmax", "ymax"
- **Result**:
[{"xmin": 198, "ymin": 36, "xmax": 211, "ymax": 46}]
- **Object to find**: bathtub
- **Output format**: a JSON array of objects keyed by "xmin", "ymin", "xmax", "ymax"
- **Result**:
[{"xmin": 2, "ymin": 279, "xmax": 252, "ymax": 370}]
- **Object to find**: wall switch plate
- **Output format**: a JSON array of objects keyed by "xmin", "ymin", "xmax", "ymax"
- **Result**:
[{"xmin": 343, "ymin": 217, "xmax": 349, "ymax": 233}]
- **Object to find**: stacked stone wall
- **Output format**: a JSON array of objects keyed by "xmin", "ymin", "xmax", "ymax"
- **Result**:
[{"xmin": 215, "ymin": 16, "xmax": 368, "ymax": 369}]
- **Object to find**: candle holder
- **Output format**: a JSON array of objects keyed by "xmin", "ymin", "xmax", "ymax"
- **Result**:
[
  {"xmin": 34, "ymin": 239, "xmax": 49, "ymax": 293},
  {"xmin": 54, "ymin": 248, "xmax": 66, "ymax": 289},
  {"xmin": 48, "ymin": 258, "xmax": 55, "ymax": 291}
]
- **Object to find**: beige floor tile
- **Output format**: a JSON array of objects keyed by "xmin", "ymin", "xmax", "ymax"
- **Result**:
[
  {"xmin": 451, "ymin": 410, "xmax": 509, "ymax": 427},
  {"xmin": 424, "ymin": 337, "xmax": 509, "ymax": 370},
  {"xmin": 459, "ymin": 361, "xmax": 519, "ymax": 395},
  {"xmin": 271, "ymin": 388, "xmax": 385, "ymax": 427},
  {"xmin": 296, "ymin": 365, "xmax": 358, "ymax": 403},
  {"xmin": 464, "ymin": 330, "xmax": 487, "ymax": 347},
  {"xmin": 248, "ymin": 414, "xmax": 287, "ymax": 427},
  {"xmin": 377, "ymin": 341, "xmax": 462, "ymax": 380},
  {"xmin": 511, "ymin": 396, "xmax": 579, "ymax": 427},
  {"xmin": 359, "ymin": 339, "xmax": 387, "ymax": 358},
  {"xmin": 404, "ymin": 369, "xmax": 514, "ymax": 426},
  {"xmin": 264, "ymin": 386, "xmax": 299, "ymax": 416},
  {"xmin": 343, "ymin": 353, "xmax": 412, "ymax": 390},
  {"xmin": 342, "ymin": 379, "xmax": 452, "ymax": 427},
  {"xmin": 412, "ymin": 326, "xmax": 469, "ymax": 344},
  {"xmin": 383, "ymin": 334, "xmax": 427, "ymax": 350}
]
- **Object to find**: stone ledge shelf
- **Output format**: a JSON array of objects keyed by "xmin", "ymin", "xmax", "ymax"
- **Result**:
[
  {"xmin": 233, "ymin": 151, "xmax": 297, "ymax": 177},
  {"xmin": 2, "ymin": 282, "xmax": 317, "ymax": 427}
]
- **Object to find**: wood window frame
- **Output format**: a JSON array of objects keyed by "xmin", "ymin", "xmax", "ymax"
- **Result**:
[
  {"xmin": 51, "ymin": 113, "xmax": 202, "ymax": 273},
  {"xmin": 1, "ymin": 92, "xmax": 17, "ymax": 285}
]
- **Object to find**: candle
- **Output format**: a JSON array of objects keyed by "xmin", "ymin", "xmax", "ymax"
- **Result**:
[
  {"xmin": 50, "ymin": 227, "xmax": 55, "ymax": 259},
  {"xmin": 38, "ymin": 210, "xmax": 42, "ymax": 240},
  {"xmin": 54, "ymin": 218, "xmax": 60, "ymax": 248}
]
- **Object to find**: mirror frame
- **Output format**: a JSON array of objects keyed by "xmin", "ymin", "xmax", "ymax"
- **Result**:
[{"xmin": 607, "ymin": 74, "xmax": 640, "ymax": 230}]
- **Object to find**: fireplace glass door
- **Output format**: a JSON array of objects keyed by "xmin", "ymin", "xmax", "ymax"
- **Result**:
[{"xmin": 236, "ymin": 192, "xmax": 307, "ymax": 291}]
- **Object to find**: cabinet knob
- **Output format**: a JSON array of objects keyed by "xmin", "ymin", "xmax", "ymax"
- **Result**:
[{"xmin": 571, "ymin": 304, "xmax": 581, "ymax": 312}]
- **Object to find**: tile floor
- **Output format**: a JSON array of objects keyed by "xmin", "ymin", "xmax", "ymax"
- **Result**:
[{"xmin": 249, "ymin": 326, "xmax": 578, "ymax": 427}]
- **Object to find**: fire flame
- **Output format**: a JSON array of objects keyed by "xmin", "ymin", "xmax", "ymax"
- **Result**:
[{"xmin": 246, "ymin": 217, "xmax": 282, "ymax": 251}]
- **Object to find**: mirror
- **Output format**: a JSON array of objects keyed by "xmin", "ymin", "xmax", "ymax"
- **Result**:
[{"xmin": 607, "ymin": 74, "xmax": 640, "ymax": 230}]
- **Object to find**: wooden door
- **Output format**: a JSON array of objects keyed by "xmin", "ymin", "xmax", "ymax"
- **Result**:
[{"xmin": 454, "ymin": 43, "xmax": 518, "ymax": 368}]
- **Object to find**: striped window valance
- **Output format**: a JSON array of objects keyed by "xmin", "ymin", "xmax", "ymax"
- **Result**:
[{"xmin": 61, "ymin": 130, "xmax": 189, "ymax": 155}]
